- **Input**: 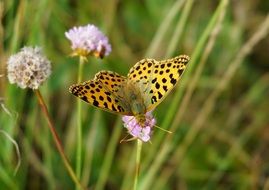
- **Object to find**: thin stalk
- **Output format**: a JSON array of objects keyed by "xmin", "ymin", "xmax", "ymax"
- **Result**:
[
  {"xmin": 34, "ymin": 89, "xmax": 85, "ymax": 190},
  {"xmin": 133, "ymin": 139, "xmax": 142, "ymax": 190},
  {"xmin": 76, "ymin": 56, "xmax": 85, "ymax": 185},
  {"xmin": 146, "ymin": 0, "xmax": 186, "ymax": 58},
  {"xmin": 120, "ymin": 148, "xmax": 136, "ymax": 190},
  {"xmin": 0, "ymin": 129, "xmax": 21, "ymax": 176},
  {"xmin": 81, "ymin": 110, "xmax": 101, "ymax": 186},
  {"xmin": 165, "ymin": 0, "xmax": 194, "ymax": 58},
  {"xmin": 95, "ymin": 117, "xmax": 122, "ymax": 190},
  {"xmin": 10, "ymin": 0, "xmax": 26, "ymax": 52}
]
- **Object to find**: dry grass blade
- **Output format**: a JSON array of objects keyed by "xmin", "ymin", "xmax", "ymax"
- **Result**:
[{"xmin": 0, "ymin": 129, "xmax": 21, "ymax": 176}]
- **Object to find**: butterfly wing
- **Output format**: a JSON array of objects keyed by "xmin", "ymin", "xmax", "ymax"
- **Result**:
[
  {"xmin": 69, "ymin": 71, "xmax": 132, "ymax": 115},
  {"xmin": 128, "ymin": 55, "xmax": 190, "ymax": 112},
  {"xmin": 128, "ymin": 58, "xmax": 156, "ymax": 94},
  {"xmin": 94, "ymin": 71, "xmax": 126, "ymax": 98}
]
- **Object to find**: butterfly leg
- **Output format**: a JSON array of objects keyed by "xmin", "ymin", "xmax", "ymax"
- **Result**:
[{"xmin": 120, "ymin": 135, "xmax": 137, "ymax": 143}]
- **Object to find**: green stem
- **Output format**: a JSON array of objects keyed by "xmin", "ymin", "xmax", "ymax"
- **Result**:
[
  {"xmin": 95, "ymin": 118, "xmax": 122, "ymax": 190},
  {"xmin": 145, "ymin": 0, "xmax": 186, "ymax": 57},
  {"xmin": 34, "ymin": 89, "xmax": 85, "ymax": 190},
  {"xmin": 134, "ymin": 139, "xmax": 142, "ymax": 190},
  {"xmin": 76, "ymin": 56, "xmax": 85, "ymax": 186},
  {"xmin": 165, "ymin": 0, "xmax": 194, "ymax": 58}
]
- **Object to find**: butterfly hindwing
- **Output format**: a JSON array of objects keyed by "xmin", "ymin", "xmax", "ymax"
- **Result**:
[{"xmin": 69, "ymin": 76, "xmax": 131, "ymax": 115}]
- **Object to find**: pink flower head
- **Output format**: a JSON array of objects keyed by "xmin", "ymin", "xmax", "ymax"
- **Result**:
[
  {"xmin": 122, "ymin": 112, "xmax": 156, "ymax": 142},
  {"xmin": 65, "ymin": 24, "xmax": 111, "ymax": 58}
]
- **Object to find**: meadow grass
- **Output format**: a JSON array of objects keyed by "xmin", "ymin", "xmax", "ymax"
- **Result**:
[{"xmin": 1, "ymin": 0, "xmax": 269, "ymax": 190}]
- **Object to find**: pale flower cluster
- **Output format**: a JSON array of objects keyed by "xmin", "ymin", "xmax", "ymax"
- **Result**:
[
  {"xmin": 122, "ymin": 112, "xmax": 156, "ymax": 142},
  {"xmin": 7, "ymin": 46, "xmax": 51, "ymax": 89},
  {"xmin": 65, "ymin": 24, "xmax": 111, "ymax": 58}
]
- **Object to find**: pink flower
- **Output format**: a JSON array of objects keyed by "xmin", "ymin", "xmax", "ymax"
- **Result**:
[
  {"xmin": 122, "ymin": 112, "xmax": 156, "ymax": 142},
  {"xmin": 65, "ymin": 24, "xmax": 111, "ymax": 58}
]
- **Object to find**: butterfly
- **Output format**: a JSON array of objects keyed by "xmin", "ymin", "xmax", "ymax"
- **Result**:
[{"xmin": 69, "ymin": 55, "xmax": 190, "ymax": 127}]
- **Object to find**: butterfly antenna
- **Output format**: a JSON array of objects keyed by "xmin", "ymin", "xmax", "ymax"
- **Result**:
[{"xmin": 154, "ymin": 125, "xmax": 172, "ymax": 134}]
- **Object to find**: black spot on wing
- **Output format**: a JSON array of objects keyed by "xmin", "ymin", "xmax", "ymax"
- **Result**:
[
  {"xmin": 170, "ymin": 77, "xmax": 177, "ymax": 85},
  {"xmin": 155, "ymin": 82, "xmax": 160, "ymax": 89},
  {"xmin": 158, "ymin": 91, "xmax": 163, "ymax": 99},
  {"xmin": 118, "ymin": 105, "xmax": 124, "ymax": 112},
  {"xmin": 105, "ymin": 92, "xmax": 111, "ymax": 96},
  {"xmin": 91, "ymin": 95, "xmax": 96, "ymax": 100},
  {"xmin": 107, "ymin": 96, "xmax": 112, "ymax": 102},
  {"xmin": 112, "ymin": 104, "xmax": 117, "ymax": 111},
  {"xmin": 178, "ymin": 69, "xmax": 184, "ymax": 75},
  {"xmin": 93, "ymin": 100, "xmax": 99, "ymax": 107},
  {"xmin": 151, "ymin": 96, "xmax": 157, "ymax": 104},
  {"xmin": 104, "ymin": 102, "xmax": 108, "ymax": 108},
  {"xmin": 82, "ymin": 96, "xmax": 88, "ymax": 102}
]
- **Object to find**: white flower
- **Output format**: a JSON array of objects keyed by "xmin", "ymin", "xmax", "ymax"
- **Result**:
[{"xmin": 7, "ymin": 46, "xmax": 51, "ymax": 89}]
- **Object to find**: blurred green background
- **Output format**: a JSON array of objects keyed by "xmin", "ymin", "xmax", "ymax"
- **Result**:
[{"xmin": 1, "ymin": 0, "xmax": 269, "ymax": 189}]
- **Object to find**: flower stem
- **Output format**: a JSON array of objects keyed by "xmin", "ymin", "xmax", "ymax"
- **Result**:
[
  {"xmin": 76, "ymin": 56, "xmax": 85, "ymax": 185},
  {"xmin": 134, "ymin": 139, "xmax": 142, "ymax": 190},
  {"xmin": 34, "ymin": 89, "xmax": 85, "ymax": 190}
]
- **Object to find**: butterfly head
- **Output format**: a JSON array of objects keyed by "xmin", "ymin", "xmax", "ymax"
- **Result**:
[{"xmin": 134, "ymin": 114, "xmax": 146, "ymax": 127}]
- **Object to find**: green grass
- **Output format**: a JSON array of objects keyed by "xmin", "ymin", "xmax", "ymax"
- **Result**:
[{"xmin": 1, "ymin": 0, "xmax": 269, "ymax": 189}]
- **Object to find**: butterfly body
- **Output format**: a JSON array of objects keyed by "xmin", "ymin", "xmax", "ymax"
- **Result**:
[
  {"xmin": 126, "ymin": 88, "xmax": 147, "ymax": 127},
  {"xmin": 124, "ymin": 81, "xmax": 147, "ymax": 116},
  {"xmin": 69, "ymin": 55, "xmax": 190, "ymax": 127}
]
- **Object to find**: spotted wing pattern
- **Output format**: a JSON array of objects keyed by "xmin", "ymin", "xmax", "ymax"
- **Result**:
[
  {"xmin": 94, "ymin": 71, "xmax": 127, "ymax": 98},
  {"xmin": 128, "ymin": 55, "xmax": 190, "ymax": 112},
  {"xmin": 69, "ymin": 72, "xmax": 132, "ymax": 115},
  {"xmin": 70, "ymin": 55, "xmax": 190, "ymax": 116}
]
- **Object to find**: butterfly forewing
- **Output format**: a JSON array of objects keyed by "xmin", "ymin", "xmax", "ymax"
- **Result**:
[
  {"xmin": 127, "ymin": 59, "xmax": 156, "ymax": 101},
  {"xmin": 69, "ymin": 76, "xmax": 132, "ymax": 115},
  {"xmin": 127, "ymin": 55, "xmax": 190, "ymax": 112}
]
